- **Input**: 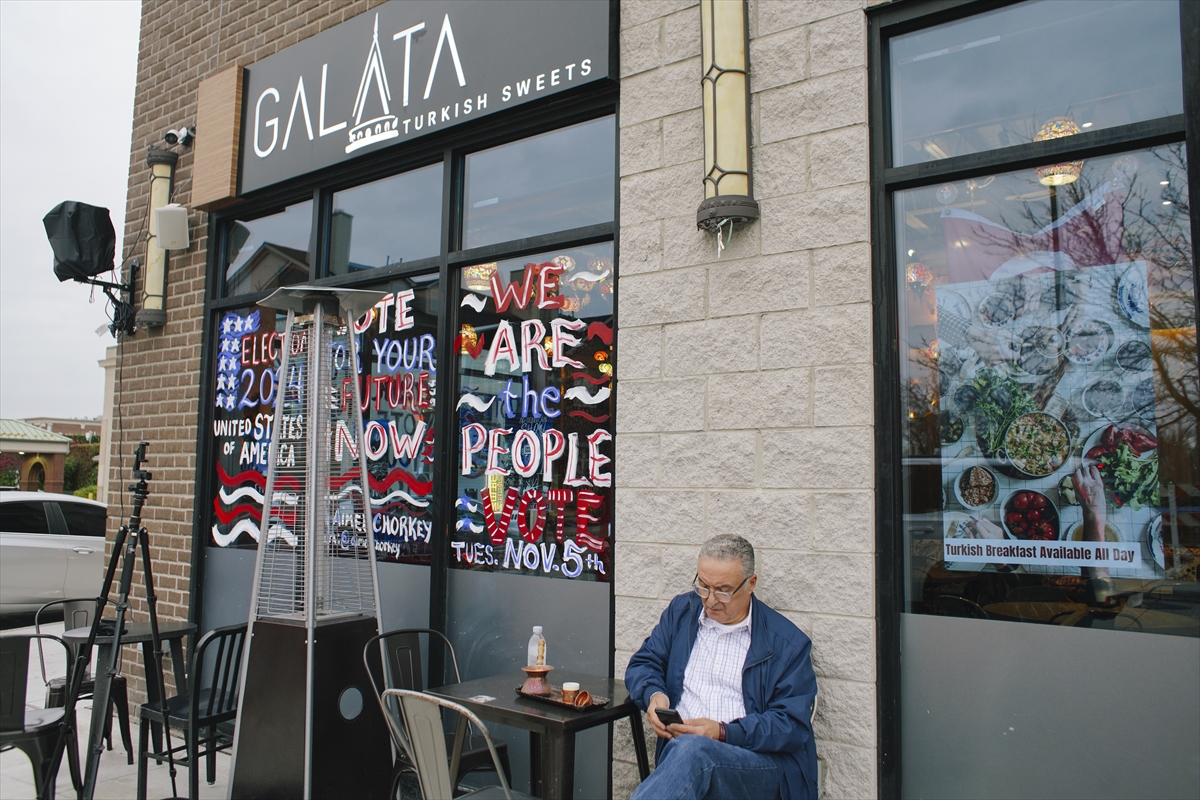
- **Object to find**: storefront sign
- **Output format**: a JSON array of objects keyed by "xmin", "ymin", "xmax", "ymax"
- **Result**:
[{"xmin": 240, "ymin": 0, "xmax": 610, "ymax": 193}]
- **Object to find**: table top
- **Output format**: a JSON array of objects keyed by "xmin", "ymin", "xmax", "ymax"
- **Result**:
[
  {"xmin": 63, "ymin": 620, "xmax": 196, "ymax": 645},
  {"xmin": 428, "ymin": 670, "xmax": 637, "ymax": 734}
]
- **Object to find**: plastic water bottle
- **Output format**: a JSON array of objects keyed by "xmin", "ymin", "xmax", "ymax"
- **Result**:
[{"xmin": 527, "ymin": 626, "xmax": 546, "ymax": 666}]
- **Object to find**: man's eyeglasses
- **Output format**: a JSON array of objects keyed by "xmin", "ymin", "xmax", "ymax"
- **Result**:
[{"xmin": 693, "ymin": 573, "xmax": 750, "ymax": 604}]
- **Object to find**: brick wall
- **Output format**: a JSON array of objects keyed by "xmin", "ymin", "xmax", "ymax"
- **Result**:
[
  {"xmin": 613, "ymin": 2, "xmax": 880, "ymax": 797},
  {"xmin": 109, "ymin": 0, "xmax": 387, "ymax": 710}
]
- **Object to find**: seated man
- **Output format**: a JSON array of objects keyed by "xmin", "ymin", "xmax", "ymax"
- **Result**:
[{"xmin": 625, "ymin": 534, "xmax": 817, "ymax": 800}]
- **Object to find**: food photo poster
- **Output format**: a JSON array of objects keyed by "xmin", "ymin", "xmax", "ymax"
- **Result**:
[{"xmin": 935, "ymin": 261, "xmax": 1168, "ymax": 578}]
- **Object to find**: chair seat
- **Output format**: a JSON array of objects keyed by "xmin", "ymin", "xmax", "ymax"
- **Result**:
[
  {"xmin": 460, "ymin": 786, "xmax": 537, "ymax": 800},
  {"xmin": 46, "ymin": 674, "xmax": 96, "ymax": 706},
  {"xmin": 0, "ymin": 707, "xmax": 67, "ymax": 742},
  {"xmin": 138, "ymin": 687, "xmax": 238, "ymax": 727},
  {"xmin": 26, "ymin": 707, "xmax": 68, "ymax": 729}
]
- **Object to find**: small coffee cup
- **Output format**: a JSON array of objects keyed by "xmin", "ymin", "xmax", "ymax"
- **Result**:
[
  {"xmin": 573, "ymin": 690, "xmax": 592, "ymax": 708},
  {"xmin": 561, "ymin": 682, "xmax": 580, "ymax": 704}
]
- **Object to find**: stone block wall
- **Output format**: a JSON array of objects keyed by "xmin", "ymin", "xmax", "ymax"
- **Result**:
[
  {"xmin": 110, "ymin": 0, "xmax": 387, "ymax": 708},
  {"xmin": 613, "ymin": 2, "xmax": 880, "ymax": 797}
]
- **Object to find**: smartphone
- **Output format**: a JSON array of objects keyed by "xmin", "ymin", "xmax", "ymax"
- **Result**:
[{"xmin": 656, "ymin": 707, "xmax": 683, "ymax": 726}]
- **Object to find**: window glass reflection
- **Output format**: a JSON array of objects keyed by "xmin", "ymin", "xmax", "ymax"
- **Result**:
[
  {"xmin": 224, "ymin": 201, "xmax": 313, "ymax": 296},
  {"xmin": 329, "ymin": 163, "xmax": 443, "ymax": 276},
  {"xmin": 890, "ymin": 0, "xmax": 1183, "ymax": 166},
  {"xmin": 464, "ymin": 116, "xmax": 615, "ymax": 249},
  {"xmin": 896, "ymin": 146, "xmax": 1198, "ymax": 637}
]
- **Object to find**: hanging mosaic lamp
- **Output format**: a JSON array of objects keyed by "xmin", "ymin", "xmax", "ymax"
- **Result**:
[
  {"xmin": 1034, "ymin": 117, "xmax": 1084, "ymax": 186},
  {"xmin": 463, "ymin": 263, "xmax": 498, "ymax": 292},
  {"xmin": 906, "ymin": 262, "xmax": 933, "ymax": 290}
]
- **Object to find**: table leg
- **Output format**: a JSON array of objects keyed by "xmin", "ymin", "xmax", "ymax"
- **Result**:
[
  {"xmin": 627, "ymin": 709, "xmax": 650, "ymax": 780},
  {"xmin": 169, "ymin": 637, "xmax": 186, "ymax": 691},
  {"xmin": 538, "ymin": 731, "xmax": 575, "ymax": 800},
  {"xmin": 141, "ymin": 641, "xmax": 164, "ymax": 754},
  {"xmin": 82, "ymin": 643, "xmax": 115, "ymax": 793},
  {"xmin": 529, "ymin": 731, "xmax": 542, "ymax": 797}
]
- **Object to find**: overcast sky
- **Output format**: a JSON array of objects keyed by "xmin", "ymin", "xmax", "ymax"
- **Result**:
[{"xmin": 0, "ymin": 1, "xmax": 141, "ymax": 420}]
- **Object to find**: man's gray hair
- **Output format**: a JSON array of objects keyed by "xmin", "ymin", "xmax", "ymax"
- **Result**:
[{"xmin": 698, "ymin": 534, "xmax": 755, "ymax": 578}]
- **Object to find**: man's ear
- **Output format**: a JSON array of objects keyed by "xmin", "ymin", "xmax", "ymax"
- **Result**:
[{"xmin": 748, "ymin": 574, "xmax": 758, "ymax": 593}]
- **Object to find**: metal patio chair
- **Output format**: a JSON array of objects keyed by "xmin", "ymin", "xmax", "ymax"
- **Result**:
[
  {"xmin": 36, "ymin": 598, "xmax": 134, "ymax": 764},
  {"xmin": 364, "ymin": 628, "xmax": 512, "ymax": 797},
  {"xmin": 1, "ymin": 632, "xmax": 83, "ymax": 800},
  {"xmin": 383, "ymin": 689, "xmax": 534, "ymax": 800},
  {"xmin": 136, "ymin": 622, "xmax": 247, "ymax": 800}
]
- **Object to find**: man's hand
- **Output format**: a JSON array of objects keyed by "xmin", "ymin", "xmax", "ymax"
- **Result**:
[
  {"xmin": 673, "ymin": 717, "xmax": 721, "ymax": 740},
  {"xmin": 646, "ymin": 693, "xmax": 674, "ymax": 740}
]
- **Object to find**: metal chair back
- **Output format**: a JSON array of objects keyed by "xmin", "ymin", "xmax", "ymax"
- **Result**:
[
  {"xmin": 363, "ymin": 629, "xmax": 461, "ymax": 762},
  {"xmin": 383, "ymin": 689, "xmax": 513, "ymax": 800},
  {"xmin": 35, "ymin": 597, "xmax": 99, "ymax": 685},
  {"xmin": 0, "ymin": 634, "xmax": 32, "ymax": 733},
  {"xmin": 189, "ymin": 623, "xmax": 248, "ymax": 725}
]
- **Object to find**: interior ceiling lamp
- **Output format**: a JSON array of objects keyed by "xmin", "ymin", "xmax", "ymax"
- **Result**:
[
  {"xmin": 138, "ymin": 147, "xmax": 184, "ymax": 329},
  {"xmin": 1035, "ymin": 116, "xmax": 1084, "ymax": 186},
  {"xmin": 696, "ymin": 0, "xmax": 758, "ymax": 233}
]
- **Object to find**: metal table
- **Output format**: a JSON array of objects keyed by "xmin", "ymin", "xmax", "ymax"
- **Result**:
[
  {"xmin": 428, "ymin": 671, "xmax": 651, "ymax": 799},
  {"xmin": 64, "ymin": 620, "xmax": 195, "ymax": 789}
]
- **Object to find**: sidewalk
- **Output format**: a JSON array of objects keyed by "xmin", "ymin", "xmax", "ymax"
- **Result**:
[{"xmin": 0, "ymin": 622, "xmax": 229, "ymax": 800}]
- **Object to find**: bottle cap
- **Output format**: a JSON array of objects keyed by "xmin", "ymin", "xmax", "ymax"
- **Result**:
[{"xmin": 533, "ymin": 625, "xmax": 543, "ymax": 633}]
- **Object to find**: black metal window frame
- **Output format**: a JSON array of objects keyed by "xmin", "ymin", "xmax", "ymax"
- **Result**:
[
  {"xmin": 187, "ymin": 79, "xmax": 620, "ymax": 673},
  {"xmin": 866, "ymin": 1, "xmax": 1200, "ymax": 796}
]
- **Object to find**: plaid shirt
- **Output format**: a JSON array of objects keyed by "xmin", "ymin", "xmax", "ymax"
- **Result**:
[{"xmin": 675, "ymin": 605, "xmax": 752, "ymax": 723}]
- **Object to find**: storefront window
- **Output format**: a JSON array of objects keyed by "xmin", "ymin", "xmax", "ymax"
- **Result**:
[
  {"xmin": 896, "ymin": 144, "xmax": 1198, "ymax": 636},
  {"xmin": 352, "ymin": 273, "xmax": 440, "ymax": 564},
  {"xmin": 451, "ymin": 243, "xmax": 615, "ymax": 579},
  {"xmin": 328, "ymin": 163, "xmax": 444, "ymax": 275},
  {"xmin": 208, "ymin": 302, "xmax": 287, "ymax": 549},
  {"xmin": 463, "ymin": 116, "xmax": 615, "ymax": 249},
  {"xmin": 890, "ymin": 0, "xmax": 1183, "ymax": 166},
  {"xmin": 223, "ymin": 200, "xmax": 313, "ymax": 296}
]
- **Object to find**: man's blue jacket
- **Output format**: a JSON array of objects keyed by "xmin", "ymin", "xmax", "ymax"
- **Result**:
[{"xmin": 624, "ymin": 592, "xmax": 818, "ymax": 800}]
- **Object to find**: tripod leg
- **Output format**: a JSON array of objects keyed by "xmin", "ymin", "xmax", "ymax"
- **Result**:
[
  {"xmin": 56, "ymin": 525, "xmax": 127, "ymax": 800},
  {"xmin": 83, "ymin": 526, "xmax": 138, "ymax": 800},
  {"xmin": 137, "ymin": 527, "xmax": 180, "ymax": 800}
]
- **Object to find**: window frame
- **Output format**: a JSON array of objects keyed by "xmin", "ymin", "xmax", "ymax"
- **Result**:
[
  {"xmin": 867, "ymin": 1, "xmax": 1200, "ymax": 796},
  {"xmin": 190, "ymin": 84, "xmax": 619, "ymax": 673}
]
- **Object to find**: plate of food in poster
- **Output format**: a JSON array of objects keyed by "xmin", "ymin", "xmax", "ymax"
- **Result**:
[{"xmin": 1082, "ymin": 424, "xmax": 1159, "ymax": 511}]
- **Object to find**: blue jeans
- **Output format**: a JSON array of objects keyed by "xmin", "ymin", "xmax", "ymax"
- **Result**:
[{"xmin": 631, "ymin": 735, "xmax": 781, "ymax": 800}]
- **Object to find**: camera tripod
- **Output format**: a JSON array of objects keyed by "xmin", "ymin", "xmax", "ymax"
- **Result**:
[{"xmin": 48, "ymin": 442, "xmax": 183, "ymax": 800}]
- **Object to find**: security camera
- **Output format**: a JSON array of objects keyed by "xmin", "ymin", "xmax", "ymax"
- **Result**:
[{"xmin": 163, "ymin": 126, "xmax": 194, "ymax": 146}]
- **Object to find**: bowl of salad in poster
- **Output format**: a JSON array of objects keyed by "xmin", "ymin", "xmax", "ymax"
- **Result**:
[
  {"xmin": 1001, "ymin": 490, "xmax": 1059, "ymax": 540},
  {"xmin": 1083, "ymin": 424, "xmax": 1160, "ymax": 510},
  {"xmin": 999, "ymin": 412, "xmax": 1071, "ymax": 478}
]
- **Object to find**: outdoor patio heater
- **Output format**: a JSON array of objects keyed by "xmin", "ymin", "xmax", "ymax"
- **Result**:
[{"xmin": 229, "ymin": 286, "xmax": 392, "ymax": 799}]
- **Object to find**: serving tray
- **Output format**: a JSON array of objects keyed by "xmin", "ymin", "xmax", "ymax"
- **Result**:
[{"xmin": 515, "ymin": 685, "xmax": 610, "ymax": 711}]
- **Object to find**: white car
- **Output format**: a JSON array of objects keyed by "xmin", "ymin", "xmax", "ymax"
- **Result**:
[{"xmin": 0, "ymin": 491, "xmax": 107, "ymax": 613}]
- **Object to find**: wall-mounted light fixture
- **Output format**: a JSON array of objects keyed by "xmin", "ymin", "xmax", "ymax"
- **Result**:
[
  {"xmin": 696, "ymin": 0, "xmax": 758, "ymax": 234},
  {"xmin": 137, "ymin": 146, "xmax": 180, "ymax": 329}
]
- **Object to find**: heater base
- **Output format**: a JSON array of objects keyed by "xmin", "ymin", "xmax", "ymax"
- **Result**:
[{"xmin": 230, "ymin": 614, "xmax": 392, "ymax": 799}]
